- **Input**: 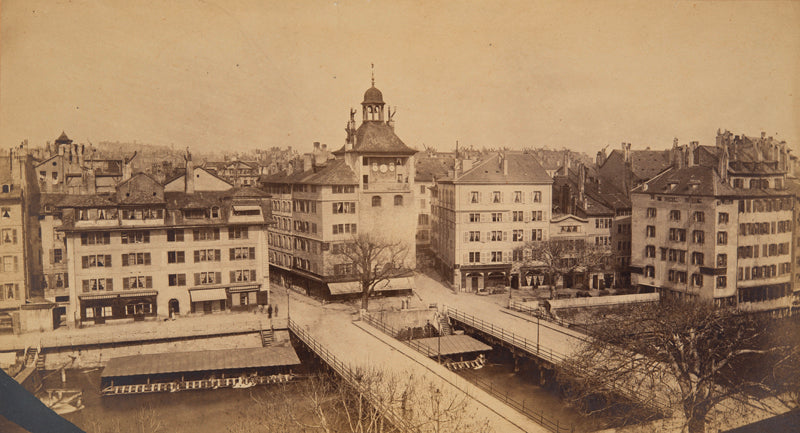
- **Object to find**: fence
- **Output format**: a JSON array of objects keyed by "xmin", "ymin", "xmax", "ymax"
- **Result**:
[
  {"xmin": 507, "ymin": 300, "xmax": 594, "ymax": 335},
  {"xmin": 444, "ymin": 307, "xmax": 672, "ymax": 415},
  {"xmin": 287, "ymin": 318, "xmax": 413, "ymax": 432},
  {"xmin": 362, "ymin": 312, "xmax": 576, "ymax": 433}
]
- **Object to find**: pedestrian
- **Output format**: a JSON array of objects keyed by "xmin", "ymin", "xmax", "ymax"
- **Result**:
[
  {"xmin": 273, "ymin": 304, "xmax": 278, "ymax": 317},
  {"xmin": 267, "ymin": 304, "xmax": 273, "ymax": 318}
]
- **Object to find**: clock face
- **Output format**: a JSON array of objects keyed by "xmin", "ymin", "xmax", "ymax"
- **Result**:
[
  {"xmin": 372, "ymin": 163, "xmax": 378, "ymax": 172},
  {"xmin": 380, "ymin": 164, "xmax": 388, "ymax": 173},
  {"xmin": 389, "ymin": 163, "xmax": 395, "ymax": 172}
]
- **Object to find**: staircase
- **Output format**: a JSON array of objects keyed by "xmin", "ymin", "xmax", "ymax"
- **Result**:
[
  {"xmin": 36, "ymin": 351, "xmax": 46, "ymax": 370},
  {"xmin": 260, "ymin": 328, "xmax": 274, "ymax": 347},
  {"xmin": 439, "ymin": 316, "xmax": 452, "ymax": 336},
  {"xmin": 24, "ymin": 347, "xmax": 44, "ymax": 369}
]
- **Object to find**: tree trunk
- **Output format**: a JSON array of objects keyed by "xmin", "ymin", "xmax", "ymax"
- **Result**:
[
  {"xmin": 687, "ymin": 413, "xmax": 705, "ymax": 433},
  {"xmin": 361, "ymin": 291, "xmax": 369, "ymax": 310}
]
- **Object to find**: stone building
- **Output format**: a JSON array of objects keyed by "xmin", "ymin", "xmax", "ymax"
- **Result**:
[
  {"xmin": 430, "ymin": 152, "xmax": 552, "ymax": 292},
  {"xmin": 53, "ymin": 153, "xmax": 270, "ymax": 326},
  {"xmin": 260, "ymin": 81, "xmax": 417, "ymax": 299},
  {"xmin": 631, "ymin": 133, "xmax": 795, "ymax": 314}
]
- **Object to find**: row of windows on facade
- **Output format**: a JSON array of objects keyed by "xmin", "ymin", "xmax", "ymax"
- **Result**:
[
  {"xmin": 82, "ymin": 303, "xmax": 152, "ymax": 319},
  {"xmin": 79, "ymin": 247, "xmax": 256, "ymax": 268},
  {"xmin": 265, "ymin": 184, "xmax": 356, "ymax": 195},
  {"xmin": 737, "ymin": 243, "xmax": 792, "ymax": 259},
  {"xmin": 732, "ymin": 178, "xmax": 783, "ymax": 190},
  {"xmin": 464, "ymin": 229, "xmax": 545, "ymax": 243},
  {"xmin": 464, "ymin": 211, "xmax": 545, "ymax": 223},
  {"xmin": 469, "ymin": 191, "xmax": 543, "ymax": 205},
  {"xmin": 738, "ymin": 283, "xmax": 792, "ymax": 304},
  {"xmin": 737, "ymin": 264, "xmax": 792, "ymax": 281},
  {"xmin": 739, "ymin": 221, "xmax": 793, "ymax": 236},
  {"xmin": 79, "ymin": 227, "xmax": 249, "ymax": 245},
  {"xmin": 644, "ymin": 246, "xmax": 728, "ymax": 267},
  {"xmin": 641, "ymin": 266, "xmax": 726, "ymax": 288},
  {"xmin": 81, "ymin": 270, "xmax": 256, "ymax": 291},
  {"xmin": 466, "ymin": 251, "xmax": 508, "ymax": 263},
  {"xmin": 646, "ymin": 208, "xmax": 732, "ymax": 223},
  {"xmin": 656, "ymin": 228, "xmax": 730, "ymax": 245},
  {"xmin": 616, "ymin": 223, "xmax": 631, "ymax": 234}
]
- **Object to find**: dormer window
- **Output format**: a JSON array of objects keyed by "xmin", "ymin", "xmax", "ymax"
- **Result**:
[{"xmin": 211, "ymin": 206, "xmax": 220, "ymax": 218}]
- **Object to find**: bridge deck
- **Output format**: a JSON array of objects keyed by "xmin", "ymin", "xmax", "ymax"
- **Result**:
[{"xmin": 288, "ymin": 293, "xmax": 553, "ymax": 433}]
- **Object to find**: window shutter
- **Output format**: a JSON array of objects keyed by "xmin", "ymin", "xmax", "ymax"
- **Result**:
[
  {"xmin": 122, "ymin": 254, "xmax": 129, "ymax": 267},
  {"xmin": 106, "ymin": 278, "xmax": 113, "ymax": 291},
  {"xmin": 194, "ymin": 251, "xmax": 200, "ymax": 263},
  {"xmin": 64, "ymin": 273, "xmax": 69, "ymax": 288},
  {"xmin": 249, "ymin": 247, "xmax": 255, "ymax": 259},
  {"xmin": 229, "ymin": 271, "xmax": 236, "ymax": 283},
  {"xmin": 82, "ymin": 280, "xmax": 90, "ymax": 293},
  {"xmin": 82, "ymin": 256, "xmax": 88, "ymax": 268},
  {"xmin": 215, "ymin": 272, "xmax": 221, "ymax": 284},
  {"xmin": 144, "ymin": 253, "xmax": 151, "ymax": 265},
  {"xmin": 12, "ymin": 229, "xmax": 17, "ymax": 244},
  {"xmin": 194, "ymin": 273, "xmax": 201, "ymax": 285},
  {"xmin": 229, "ymin": 227, "xmax": 234, "ymax": 239},
  {"xmin": 464, "ymin": 232, "xmax": 469, "ymax": 242},
  {"xmin": 179, "ymin": 274, "xmax": 186, "ymax": 285},
  {"xmin": 250, "ymin": 270, "xmax": 256, "ymax": 281},
  {"xmin": 123, "ymin": 278, "xmax": 130, "ymax": 290},
  {"xmin": 215, "ymin": 249, "xmax": 221, "ymax": 261},
  {"xmin": 49, "ymin": 249, "xmax": 54, "ymax": 264},
  {"xmin": 230, "ymin": 248, "xmax": 235, "ymax": 260},
  {"xmin": 146, "ymin": 276, "xmax": 152, "ymax": 288},
  {"xmin": 143, "ymin": 231, "xmax": 150, "ymax": 243},
  {"xmin": 106, "ymin": 255, "xmax": 112, "ymax": 267},
  {"xmin": 503, "ymin": 232, "xmax": 508, "ymax": 241}
]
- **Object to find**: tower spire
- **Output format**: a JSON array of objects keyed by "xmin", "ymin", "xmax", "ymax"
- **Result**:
[{"xmin": 371, "ymin": 63, "xmax": 375, "ymax": 87}]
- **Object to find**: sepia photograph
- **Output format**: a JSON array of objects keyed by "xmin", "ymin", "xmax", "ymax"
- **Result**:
[{"xmin": 0, "ymin": 1, "xmax": 799, "ymax": 432}]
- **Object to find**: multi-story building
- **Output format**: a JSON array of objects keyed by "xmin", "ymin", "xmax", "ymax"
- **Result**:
[
  {"xmin": 631, "ymin": 134, "xmax": 795, "ymax": 314},
  {"xmin": 414, "ymin": 155, "xmax": 457, "ymax": 256},
  {"xmin": 430, "ymin": 152, "xmax": 552, "ymax": 292},
  {"xmin": 0, "ymin": 145, "xmax": 43, "ymax": 332},
  {"xmin": 788, "ymin": 178, "xmax": 800, "ymax": 311},
  {"xmin": 55, "ymin": 154, "xmax": 270, "ymax": 326},
  {"xmin": 261, "ymin": 81, "xmax": 418, "ymax": 299},
  {"xmin": 552, "ymin": 154, "xmax": 631, "ymax": 289}
]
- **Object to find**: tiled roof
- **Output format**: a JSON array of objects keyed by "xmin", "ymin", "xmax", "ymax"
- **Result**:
[
  {"xmin": 628, "ymin": 149, "xmax": 672, "ymax": 180},
  {"xmin": 453, "ymin": 153, "xmax": 552, "ymax": 184},
  {"xmin": 412, "ymin": 335, "xmax": 491, "ymax": 356},
  {"xmin": 56, "ymin": 194, "xmax": 117, "ymax": 208},
  {"xmin": 635, "ymin": 166, "xmax": 738, "ymax": 196},
  {"xmin": 353, "ymin": 122, "xmax": 417, "ymax": 155},
  {"xmin": 415, "ymin": 156, "xmax": 455, "ymax": 182},
  {"xmin": 260, "ymin": 159, "xmax": 358, "ymax": 185},
  {"xmin": 164, "ymin": 191, "xmax": 226, "ymax": 209}
]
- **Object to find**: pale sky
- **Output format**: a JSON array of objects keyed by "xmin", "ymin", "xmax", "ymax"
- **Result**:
[{"xmin": 1, "ymin": 0, "xmax": 798, "ymax": 155}]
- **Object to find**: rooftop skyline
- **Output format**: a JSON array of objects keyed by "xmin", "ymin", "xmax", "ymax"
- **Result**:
[{"xmin": 1, "ymin": 1, "xmax": 798, "ymax": 155}]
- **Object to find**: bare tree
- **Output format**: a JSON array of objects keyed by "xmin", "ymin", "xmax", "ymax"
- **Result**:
[
  {"xmin": 512, "ymin": 239, "xmax": 612, "ymax": 296},
  {"xmin": 333, "ymin": 233, "xmax": 410, "ymax": 310},
  {"xmin": 559, "ymin": 297, "xmax": 791, "ymax": 433}
]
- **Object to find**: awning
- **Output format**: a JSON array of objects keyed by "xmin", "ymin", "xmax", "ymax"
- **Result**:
[
  {"xmin": 328, "ymin": 277, "xmax": 414, "ymax": 295},
  {"xmin": 102, "ymin": 346, "xmax": 301, "ymax": 378},
  {"xmin": 190, "ymin": 288, "xmax": 228, "ymax": 302},
  {"xmin": 228, "ymin": 285, "xmax": 261, "ymax": 293},
  {"xmin": 79, "ymin": 290, "xmax": 157, "ymax": 301}
]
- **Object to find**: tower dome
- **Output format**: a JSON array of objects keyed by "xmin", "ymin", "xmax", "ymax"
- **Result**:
[{"xmin": 363, "ymin": 86, "xmax": 384, "ymax": 104}]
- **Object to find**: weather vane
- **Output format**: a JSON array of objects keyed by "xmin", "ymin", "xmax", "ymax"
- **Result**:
[{"xmin": 371, "ymin": 63, "xmax": 375, "ymax": 86}]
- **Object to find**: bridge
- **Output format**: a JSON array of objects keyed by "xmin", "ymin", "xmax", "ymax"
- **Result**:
[
  {"xmin": 442, "ymin": 306, "xmax": 673, "ymax": 415},
  {"xmin": 285, "ymin": 294, "xmax": 555, "ymax": 433}
]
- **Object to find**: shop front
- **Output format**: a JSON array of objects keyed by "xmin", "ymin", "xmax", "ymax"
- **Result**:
[{"xmin": 78, "ymin": 290, "xmax": 158, "ymax": 324}]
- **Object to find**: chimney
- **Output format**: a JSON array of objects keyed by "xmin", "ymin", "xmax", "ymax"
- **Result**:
[
  {"xmin": 719, "ymin": 146, "xmax": 729, "ymax": 183},
  {"xmin": 313, "ymin": 142, "xmax": 320, "ymax": 150},
  {"xmin": 502, "ymin": 153, "xmax": 508, "ymax": 176},
  {"xmin": 562, "ymin": 150, "xmax": 570, "ymax": 173},
  {"xmin": 578, "ymin": 163, "xmax": 586, "ymax": 207},
  {"xmin": 87, "ymin": 168, "xmax": 97, "ymax": 195},
  {"xmin": 688, "ymin": 141, "xmax": 698, "ymax": 167},
  {"xmin": 596, "ymin": 150, "xmax": 606, "ymax": 167},
  {"xmin": 622, "ymin": 142, "xmax": 630, "ymax": 164},
  {"xmin": 303, "ymin": 154, "xmax": 313, "ymax": 172},
  {"xmin": 58, "ymin": 143, "xmax": 65, "ymax": 157},
  {"xmin": 185, "ymin": 151, "xmax": 195, "ymax": 194}
]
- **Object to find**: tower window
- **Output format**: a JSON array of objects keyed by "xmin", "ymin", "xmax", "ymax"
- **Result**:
[
  {"xmin": 372, "ymin": 196, "xmax": 382, "ymax": 207},
  {"xmin": 394, "ymin": 195, "xmax": 403, "ymax": 206}
]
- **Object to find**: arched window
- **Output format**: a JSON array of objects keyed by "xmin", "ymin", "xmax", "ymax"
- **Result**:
[
  {"xmin": 1, "ymin": 185, "xmax": 8, "ymax": 193},
  {"xmin": 394, "ymin": 195, "xmax": 403, "ymax": 206},
  {"xmin": 372, "ymin": 196, "xmax": 382, "ymax": 207}
]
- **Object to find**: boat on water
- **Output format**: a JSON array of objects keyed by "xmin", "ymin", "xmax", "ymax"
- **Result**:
[
  {"xmin": 39, "ymin": 389, "xmax": 84, "ymax": 415},
  {"xmin": 443, "ymin": 354, "xmax": 486, "ymax": 371}
]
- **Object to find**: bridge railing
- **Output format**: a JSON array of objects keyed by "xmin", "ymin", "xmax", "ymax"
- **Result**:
[
  {"xmin": 444, "ymin": 307, "xmax": 673, "ymax": 415},
  {"xmin": 443, "ymin": 307, "xmax": 570, "ymax": 365},
  {"xmin": 362, "ymin": 312, "xmax": 576, "ymax": 433},
  {"xmin": 507, "ymin": 300, "xmax": 593, "ymax": 336},
  {"xmin": 287, "ymin": 318, "xmax": 413, "ymax": 432}
]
